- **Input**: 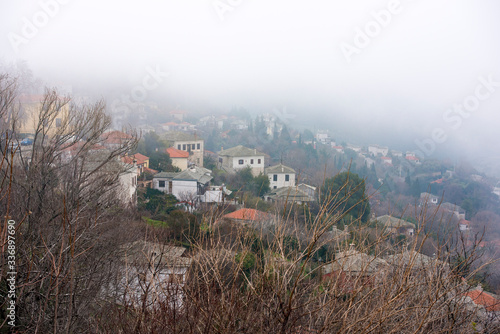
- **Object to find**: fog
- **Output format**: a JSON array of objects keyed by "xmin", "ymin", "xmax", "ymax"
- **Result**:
[{"xmin": 1, "ymin": 0, "xmax": 500, "ymax": 172}]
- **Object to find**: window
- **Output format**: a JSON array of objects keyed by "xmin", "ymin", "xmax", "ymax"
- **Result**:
[
  {"xmin": 183, "ymin": 144, "xmax": 186, "ymax": 150},
  {"xmin": 258, "ymin": 159, "xmax": 261, "ymax": 164},
  {"xmin": 274, "ymin": 186, "xmax": 277, "ymax": 189},
  {"xmin": 178, "ymin": 144, "xmax": 181, "ymax": 150},
  {"xmin": 159, "ymin": 180, "xmax": 166, "ymax": 188},
  {"xmin": 250, "ymin": 159, "xmax": 254, "ymax": 164},
  {"xmin": 238, "ymin": 159, "xmax": 244, "ymax": 165},
  {"xmin": 273, "ymin": 175, "xmax": 277, "ymax": 181},
  {"xmin": 197, "ymin": 143, "xmax": 200, "ymax": 150},
  {"xmin": 192, "ymin": 144, "xmax": 195, "ymax": 150},
  {"xmin": 285, "ymin": 175, "xmax": 289, "ymax": 182}
]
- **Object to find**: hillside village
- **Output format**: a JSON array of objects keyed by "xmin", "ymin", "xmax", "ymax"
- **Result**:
[{"xmin": 2, "ymin": 91, "xmax": 500, "ymax": 332}]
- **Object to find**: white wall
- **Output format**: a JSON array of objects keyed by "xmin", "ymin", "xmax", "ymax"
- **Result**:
[
  {"xmin": 231, "ymin": 155, "xmax": 264, "ymax": 176},
  {"xmin": 268, "ymin": 173, "xmax": 295, "ymax": 189}
]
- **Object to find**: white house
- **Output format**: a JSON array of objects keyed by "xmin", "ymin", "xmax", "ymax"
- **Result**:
[
  {"xmin": 420, "ymin": 192, "xmax": 439, "ymax": 205},
  {"xmin": 153, "ymin": 166, "xmax": 213, "ymax": 201},
  {"xmin": 368, "ymin": 144, "xmax": 389, "ymax": 156},
  {"xmin": 265, "ymin": 164, "xmax": 296, "ymax": 189},
  {"xmin": 163, "ymin": 132, "xmax": 204, "ymax": 167},
  {"xmin": 113, "ymin": 241, "xmax": 192, "ymax": 308},
  {"xmin": 217, "ymin": 145, "xmax": 265, "ymax": 176}
]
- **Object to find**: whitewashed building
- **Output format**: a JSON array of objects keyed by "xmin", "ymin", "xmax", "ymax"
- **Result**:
[
  {"xmin": 265, "ymin": 164, "xmax": 296, "ymax": 190},
  {"xmin": 217, "ymin": 145, "xmax": 265, "ymax": 176}
]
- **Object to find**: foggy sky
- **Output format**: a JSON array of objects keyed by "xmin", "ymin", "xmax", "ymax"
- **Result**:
[{"xmin": 1, "ymin": 0, "xmax": 500, "ymax": 166}]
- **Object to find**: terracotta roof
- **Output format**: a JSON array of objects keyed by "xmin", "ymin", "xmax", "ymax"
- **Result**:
[
  {"xmin": 143, "ymin": 167, "xmax": 158, "ymax": 174},
  {"xmin": 122, "ymin": 153, "xmax": 149, "ymax": 166},
  {"xmin": 133, "ymin": 153, "xmax": 149, "ymax": 164},
  {"xmin": 464, "ymin": 289, "xmax": 500, "ymax": 312},
  {"xmin": 405, "ymin": 156, "xmax": 420, "ymax": 161},
  {"xmin": 101, "ymin": 131, "xmax": 133, "ymax": 144},
  {"xmin": 431, "ymin": 178, "xmax": 444, "ymax": 184},
  {"xmin": 222, "ymin": 208, "xmax": 269, "ymax": 221},
  {"xmin": 166, "ymin": 147, "xmax": 189, "ymax": 158}
]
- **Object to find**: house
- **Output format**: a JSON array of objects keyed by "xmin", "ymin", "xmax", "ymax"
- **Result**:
[
  {"xmin": 18, "ymin": 94, "xmax": 70, "ymax": 137},
  {"xmin": 380, "ymin": 156, "xmax": 393, "ymax": 165},
  {"xmin": 264, "ymin": 186, "xmax": 315, "ymax": 204},
  {"xmin": 265, "ymin": 164, "xmax": 295, "ymax": 189},
  {"xmin": 420, "ymin": 192, "xmax": 440, "ymax": 205},
  {"xmin": 153, "ymin": 166, "xmax": 213, "ymax": 201},
  {"xmin": 368, "ymin": 144, "xmax": 389, "ymax": 157},
  {"xmin": 463, "ymin": 284, "xmax": 500, "ymax": 313},
  {"xmin": 385, "ymin": 250, "xmax": 438, "ymax": 271},
  {"xmin": 121, "ymin": 153, "xmax": 149, "ymax": 174},
  {"xmin": 441, "ymin": 202, "xmax": 466, "ymax": 220},
  {"xmin": 322, "ymin": 248, "xmax": 388, "ymax": 291},
  {"xmin": 217, "ymin": 145, "xmax": 265, "ymax": 176},
  {"xmin": 391, "ymin": 150, "xmax": 403, "ymax": 157},
  {"xmin": 459, "ymin": 219, "xmax": 471, "ymax": 232},
  {"xmin": 405, "ymin": 156, "xmax": 421, "ymax": 164},
  {"xmin": 297, "ymin": 183, "xmax": 316, "ymax": 199},
  {"xmin": 163, "ymin": 132, "xmax": 204, "ymax": 167},
  {"xmin": 101, "ymin": 130, "xmax": 134, "ymax": 150},
  {"xmin": 346, "ymin": 144, "xmax": 362, "ymax": 152},
  {"xmin": 161, "ymin": 121, "xmax": 196, "ymax": 132},
  {"xmin": 221, "ymin": 208, "xmax": 273, "ymax": 227},
  {"xmin": 315, "ymin": 130, "xmax": 332, "ymax": 145},
  {"xmin": 114, "ymin": 241, "xmax": 192, "ymax": 308},
  {"xmin": 82, "ymin": 150, "xmax": 139, "ymax": 207},
  {"xmin": 375, "ymin": 215, "xmax": 416, "ymax": 236},
  {"xmin": 199, "ymin": 185, "xmax": 232, "ymax": 203},
  {"xmin": 169, "ymin": 110, "xmax": 186, "ymax": 121},
  {"xmin": 331, "ymin": 145, "xmax": 344, "ymax": 153},
  {"xmin": 166, "ymin": 147, "xmax": 189, "ymax": 171}
]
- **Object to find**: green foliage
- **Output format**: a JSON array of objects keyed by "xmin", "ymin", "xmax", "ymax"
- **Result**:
[
  {"xmin": 139, "ymin": 188, "xmax": 178, "ymax": 214},
  {"xmin": 235, "ymin": 251, "xmax": 256, "ymax": 272},
  {"xmin": 149, "ymin": 150, "xmax": 175, "ymax": 172},
  {"xmin": 321, "ymin": 172, "xmax": 371, "ymax": 223},
  {"xmin": 250, "ymin": 173, "xmax": 270, "ymax": 197}
]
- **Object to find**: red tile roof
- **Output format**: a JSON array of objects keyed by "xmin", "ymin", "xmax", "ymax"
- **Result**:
[
  {"xmin": 102, "ymin": 131, "xmax": 133, "ymax": 144},
  {"xmin": 431, "ymin": 178, "xmax": 444, "ymax": 184},
  {"xmin": 405, "ymin": 156, "xmax": 420, "ymax": 161},
  {"xmin": 464, "ymin": 289, "xmax": 500, "ymax": 312},
  {"xmin": 222, "ymin": 208, "xmax": 269, "ymax": 221},
  {"xmin": 143, "ymin": 167, "xmax": 158, "ymax": 174},
  {"xmin": 133, "ymin": 153, "xmax": 149, "ymax": 164},
  {"xmin": 121, "ymin": 153, "xmax": 149, "ymax": 166},
  {"xmin": 166, "ymin": 147, "xmax": 189, "ymax": 158}
]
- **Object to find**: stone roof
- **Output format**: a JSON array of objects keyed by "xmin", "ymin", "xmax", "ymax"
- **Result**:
[
  {"xmin": 324, "ymin": 249, "xmax": 387, "ymax": 275},
  {"xmin": 218, "ymin": 145, "xmax": 264, "ymax": 157},
  {"xmin": 174, "ymin": 167, "xmax": 212, "ymax": 183},
  {"xmin": 121, "ymin": 241, "xmax": 192, "ymax": 268},
  {"xmin": 153, "ymin": 166, "xmax": 212, "ymax": 184},
  {"xmin": 265, "ymin": 164, "xmax": 295, "ymax": 174},
  {"xmin": 376, "ymin": 215, "xmax": 416, "ymax": 229},
  {"xmin": 163, "ymin": 131, "xmax": 201, "ymax": 142},
  {"xmin": 265, "ymin": 187, "xmax": 314, "ymax": 202},
  {"xmin": 384, "ymin": 250, "xmax": 436, "ymax": 270}
]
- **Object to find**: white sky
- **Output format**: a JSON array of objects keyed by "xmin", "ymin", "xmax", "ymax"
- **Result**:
[{"xmin": 1, "ymin": 0, "xmax": 500, "ymax": 161}]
